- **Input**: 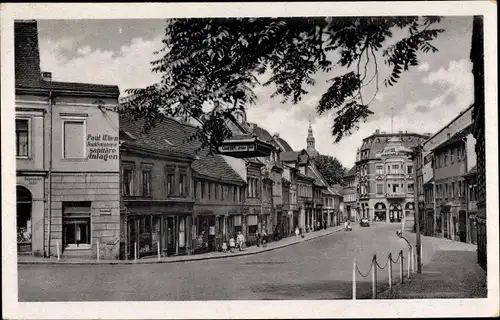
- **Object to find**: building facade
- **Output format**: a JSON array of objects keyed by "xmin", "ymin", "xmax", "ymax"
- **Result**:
[
  {"xmin": 412, "ymin": 105, "xmax": 474, "ymax": 238},
  {"xmin": 15, "ymin": 20, "xmax": 121, "ymax": 259},
  {"xmin": 431, "ymin": 125, "xmax": 476, "ymax": 243},
  {"xmin": 343, "ymin": 166, "xmax": 358, "ymax": 222},
  {"xmin": 354, "ymin": 130, "xmax": 429, "ymax": 223}
]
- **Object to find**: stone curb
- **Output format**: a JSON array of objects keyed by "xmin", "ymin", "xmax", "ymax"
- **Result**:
[{"xmin": 18, "ymin": 227, "xmax": 344, "ymax": 265}]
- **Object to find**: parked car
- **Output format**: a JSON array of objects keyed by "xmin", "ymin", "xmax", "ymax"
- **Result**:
[{"xmin": 360, "ymin": 218, "xmax": 370, "ymax": 227}]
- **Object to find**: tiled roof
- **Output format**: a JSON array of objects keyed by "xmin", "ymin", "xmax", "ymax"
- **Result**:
[
  {"xmin": 345, "ymin": 166, "xmax": 357, "ymax": 177},
  {"xmin": 307, "ymin": 164, "xmax": 328, "ymax": 187},
  {"xmin": 281, "ymin": 151, "xmax": 299, "ymax": 162},
  {"xmin": 431, "ymin": 125, "xmax": 473, "ymax": 152},
  {"xmin": 15, "ymin": 20, "xmax": 41, "ymax": 87},
  {"xmin": 360, "ymin": 133, "xmax": 428, "ymax": 159},
  {"xmin": 120, "ymin": 115, "xmax": 245, "ymax": 185},
  {"xmin": 277, "ymin": 137, "xmax": 294, "ymax": 152},
  {"xmin": 15, "ymin": 20, "xmax": 120, "ymax": 97}
]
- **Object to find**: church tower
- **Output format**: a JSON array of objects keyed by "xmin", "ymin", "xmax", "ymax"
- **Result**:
[{"xmin": 306, "ymin": 121, "xmax": 318, "ymax": 157}]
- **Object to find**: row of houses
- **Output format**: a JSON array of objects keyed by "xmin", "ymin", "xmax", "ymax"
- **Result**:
[
  {"xmin": 413, "ymin": 105, "xmax": 478, "ymax": 245},
  {"xmin": 15, "ymin": 20, "xmax": 344, "ymax": 260}
]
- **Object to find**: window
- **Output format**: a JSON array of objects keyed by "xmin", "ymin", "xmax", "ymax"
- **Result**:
[
  {"xmin": 408, "ymin": 183, "xmax": 414, "ymax": 193},
  {"xmin": 445, "ymin": 183, "xmax": 449, "ymax": 198},
  {"xmin": 451, "ymin": 182, "xmax": 456, "ymax": 198},
  {"xmin": 407, "ymin": 165, "xmax": 413, "ymax": 175},
  {"xmin": 450, "ymin": 148, "xmax": 455, "ymax": 163},
  {"xmin": 166, "ymin": 174, "xmax": 175, "ymax": 196},
  {"xmin": 208, "ymin": 183, "xmax": 213, "ymax": 200},
  {"xmin": 457, "ymin": 147, "xmax": 462, "ymax": 161},
  {"xmin": 444, "ymin": 151, "xmax": 448, "ymax": 166},
  {"xmin": 221, "ymin": 185, "xmax": 225, "ymax": 201},
  {"xmin": 122, "ymin": 166, "xmax": 134, "ymax": 196},
  {"xmin": 376, "ymin": 165, "xmax": 383, "ymax": 175},
  {"xmin": 376, "ymin": 184, "xmax": 383, "ymax": 194},
  {"xmin": 62, "ymin": 202, "xmax": 91, "ymax": 248},
  {"xmin": 141, "ymin": 169, "xmax": 152, "ymax": 197},
  {"xmin": 16, "ymin": 118, "xmax": 29, "ymax": 157},
  {"xmin": 62, "ymin": 118, "xmax": 86, "ymax": 159},
  {"xmin": 233, "ymin": 186, "xmax": 238, "ymax": 202},
  {"xmin": 458, "ymin": 181, "xmax": 462, "ymax": 198},
  {"xmin": 179, "ymin": 173, "xmax": 187, "ymax": 196},
  {"xmin": 392, "ymin": 184, "xmax": 399, "ymax": 193},
  {"xmin": 200, "ymin": 181, "xmax": 205, "ymax": 199},
  {"xmin": 194, "ymin": 180, "xmax": 199, "ymax": 200}
]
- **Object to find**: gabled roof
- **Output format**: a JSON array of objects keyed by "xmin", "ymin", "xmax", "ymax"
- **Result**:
[
  {"xmin": 307, "ymin": 163, "xmax": 328, "ymax": 188},
  {"xmin": 345, "ymin": 166, "xmax": 357, "ymax": 177},
  {"xmin": 120, "ymin": 115, "xmax": 245, "ymax": 185}
]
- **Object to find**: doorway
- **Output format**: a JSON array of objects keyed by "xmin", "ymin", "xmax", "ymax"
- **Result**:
[{"xmin": 17, "ymin": 186, "xmax": 32, "ymax": 253}]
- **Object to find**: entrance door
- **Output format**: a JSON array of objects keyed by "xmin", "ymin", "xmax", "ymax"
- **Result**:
[
  {"xmin": 17, "ymin": 186, "xmax": 32, "ymax": 253},
  {"xmin": 165, "ymin": 217, "xmax": 176, "ymax": 255},
  {"xmin": 458, "ymin": 211, "xmax": 467, "ymax": 243}
]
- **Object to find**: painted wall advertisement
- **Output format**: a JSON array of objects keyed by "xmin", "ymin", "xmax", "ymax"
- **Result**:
[{"xmin": 87, "ymin": 134, "xmax": 119, "ymax": 161}]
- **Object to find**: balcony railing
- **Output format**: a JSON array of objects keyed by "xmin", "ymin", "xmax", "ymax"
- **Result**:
[{"xmin": 386, "ymin": 192, "xmax": 406, "ymax": 199}]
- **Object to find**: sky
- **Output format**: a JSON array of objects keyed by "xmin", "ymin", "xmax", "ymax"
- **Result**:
[{"xmin": 37, "ymin": 16, "xmax": 474, "ymax": 169}]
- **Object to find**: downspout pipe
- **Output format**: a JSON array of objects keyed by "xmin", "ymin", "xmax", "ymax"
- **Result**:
[{"xmin": 46, "ymin": 90, "xmax": 53, "ymax": 257}]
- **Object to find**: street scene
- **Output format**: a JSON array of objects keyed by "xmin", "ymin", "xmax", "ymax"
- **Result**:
[{"xmin": 9, "ymin": 10, "xmax": 492, "ymax": 308}]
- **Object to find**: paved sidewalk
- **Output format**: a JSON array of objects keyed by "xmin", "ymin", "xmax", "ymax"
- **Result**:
[
  {"xmin": 18, "ymin": 226, "xmax": 344, "ymax": 265},
  {"xmin": 378, "ymin": 236, "xmax": 487, "ymax": 299}
]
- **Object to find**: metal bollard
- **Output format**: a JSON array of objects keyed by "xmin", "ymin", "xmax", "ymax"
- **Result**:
[
  {"xmin": 134, "ymin": 242, "xmax": 137, "ymax": 261},
  {"xmin": 407, "ymin": 248, "xmax": 411, "ymax": 278},
  {"xmin": 372, "ymin": 254, "xmax": 377, "ymax": 299},
  {"xmin": 388, "ymin": 253, "xmax": 393, "ymax": 291},
  {"xmin": 400, "ymin": 250, "xmax": 404, "ymax": 284},
  {"xmin": 352, "ymin": 259, "xmax": 356, "ymax": 300},
  {"xmin": 56, "ymin": 240, "xmax": 60, "ymax": 262},
  {"xmin": 97, "ymin": 241, "xmax": 100, "ymax": 262}
]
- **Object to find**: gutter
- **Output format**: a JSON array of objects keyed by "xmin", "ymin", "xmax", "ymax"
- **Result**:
[{"xmin": 46, "ymin": 90, "xmax": 53, "ymax": 257}]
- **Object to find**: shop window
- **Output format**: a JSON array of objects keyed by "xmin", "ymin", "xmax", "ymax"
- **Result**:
[
  {"xmin": 179, "ymin": 217, "xmax": 186, "ymax": 248},
  {"xmin": 62, "ymin": 202, "xmax": 91, "ymax": 249},
  {"xmin": 17, "ymin": 186, "xmax": 32, "ymax": 250},
  {"xmin": 141, "ymin": 169, "xmax": 152, "ymax": 197},
  {"xmin": 16, "ymin": 118, "xmax": 30, "ymax": 157},
  {"xmin": 62, "ymin": 118, "xmax": 86, "ymax": 159},
  {"xmin": 122, "ymin": 165, "xmax": 134, "ymax": 196}
]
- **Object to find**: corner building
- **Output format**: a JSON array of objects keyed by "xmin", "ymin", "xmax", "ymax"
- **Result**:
[{"xmin": 355, "ymin": 130, "xmax": 429, "ymax": 223}]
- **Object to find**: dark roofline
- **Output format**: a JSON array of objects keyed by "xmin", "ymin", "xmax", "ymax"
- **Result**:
[
  {"xmin": 16, "ymin": 82, "xmax": 120, "ymax": 99},
  {"xmin": 430, "ymin": 124, "xmax": 473, "ymax": 152},
  {"xmin": 423, "ymin": 104, "xmax": 474, "ymax": 145},
  {"xmin": 361, "ymin": 132, "xmax": 431, "ymax": 143},
  {"xmin": 120, "ymin": 142, "xmax": 195, "ymax": 162}
]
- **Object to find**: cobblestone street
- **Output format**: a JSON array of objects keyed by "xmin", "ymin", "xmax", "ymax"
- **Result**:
[{"xmin": 18, "ymin": 222, "xmax": 465, "ymax": 301}]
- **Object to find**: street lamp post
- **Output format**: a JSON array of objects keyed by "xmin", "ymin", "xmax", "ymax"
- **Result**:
[{"xmin": 412, "ymin": 146, "xmax": 422, "ymax": 273}]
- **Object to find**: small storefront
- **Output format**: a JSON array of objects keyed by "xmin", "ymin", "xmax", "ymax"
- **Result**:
[
  {"xmin": 127, "ymin": 213, "xmax": 191, "ymax": 258},
  {"xmin": 374, "ymin": 202, "xmax": 386, "ymax": 222},
  {"xmin": 389, "ymin": 203, "xmax": 403, "ymax": 223}
]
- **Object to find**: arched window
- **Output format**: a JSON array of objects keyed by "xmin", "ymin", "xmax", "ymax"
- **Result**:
[{"xmin": 17, "ymin": 186, "xmax": 32, "ymax": 252}]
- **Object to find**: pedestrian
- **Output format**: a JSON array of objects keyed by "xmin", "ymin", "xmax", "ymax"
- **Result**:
[
  {"xmin": 256, "ymin": 230, "xmax": 261, "ymax": 247},
  {"xmin": 229, "ymin": 236, "xmax": 236, "ymax": 253},
  {"xmin": 222, "ymin": 241, "xmax": 228, "ymax": 253},
  {"xmin": 236, "ymin": 231, "xmax": 245, "ymax": 251},
  {"xmin": 295, "ymin": 227, "xmax": 300, "ymax": 239},
  {"xmin": 261, "ymin": 230, "xmax": 267, "ymax": 247}
]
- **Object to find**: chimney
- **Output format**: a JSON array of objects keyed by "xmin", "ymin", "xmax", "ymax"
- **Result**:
[
  {"xmin": 447, "ymin": 132, "xmax": 451, "ymax": 139},
  {"xmin": 375, "ymin": 129, "xmax": 380, "ymax": 134},
  {"xmin": 398, "ymin": 130, "xmax": 403, "ymax": 134},
  {"xmin": 41, "ymin": 71, "xmax": 52, "ymax": 82},
  {"xmin": 273, "ymin": 133, "xmax": 279, "ymax": 139}
]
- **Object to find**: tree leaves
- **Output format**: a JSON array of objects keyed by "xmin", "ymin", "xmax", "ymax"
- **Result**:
[
  {"xmin": 120, "ymin": 16, "xmax": 444, "ymax": 151},
  {"xmin": 313, "ymin": 154, "xmax": 347, "ymax": 186}
]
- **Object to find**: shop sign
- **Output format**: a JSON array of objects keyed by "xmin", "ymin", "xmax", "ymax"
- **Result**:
[
  {"xmin": 23, "ymin": 176, "xmax": 42, "ymax": 186},
  {"xmin": 87, "ymin": 133, "xmax": 119, "ymax": 161},
  {"xmin": 219, "ymin": 144, "xmax": 255, "ymax": 153}
]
